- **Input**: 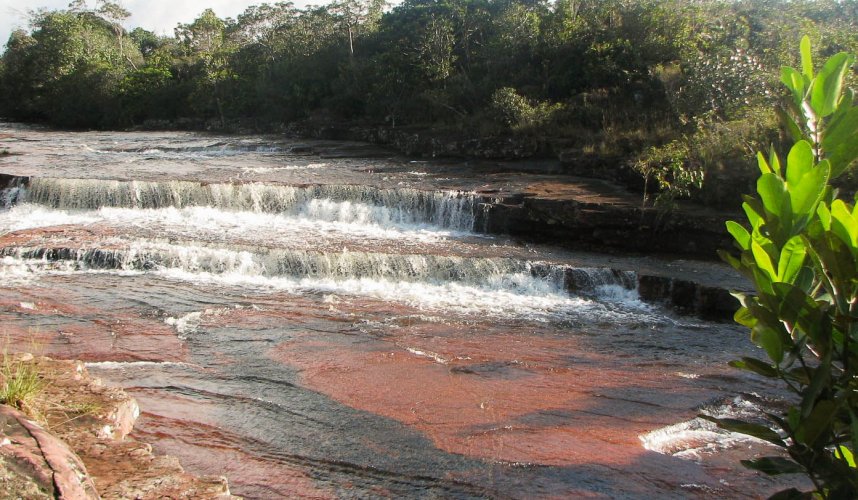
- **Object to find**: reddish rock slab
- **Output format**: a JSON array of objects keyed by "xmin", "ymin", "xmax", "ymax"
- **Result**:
[
  {"xmin": 271, "ymin": 328, "xmax": 711, "ymax": 468},
  {"xmin": 0, "ymin": 404, "xmax": 99, "ymax": 499},
  {"xmin": 0, "ymin": 287, "xmax": 188, "ymax": 363}
]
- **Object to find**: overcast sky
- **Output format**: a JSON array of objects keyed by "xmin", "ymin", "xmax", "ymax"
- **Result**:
[{"xmin": 1, "ymin": 0, "xmax": 312, "ymax": 51}]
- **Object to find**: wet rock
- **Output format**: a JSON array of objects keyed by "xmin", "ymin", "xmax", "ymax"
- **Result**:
[{"xmin": 638, "ymin": 275, "xmax": 740, "ymax": 320}]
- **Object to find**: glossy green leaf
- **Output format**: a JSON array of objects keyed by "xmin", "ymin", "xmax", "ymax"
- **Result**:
[
  {"xmin": 733, "ymin": 307, "xmax": 757, "ymax": 328},
  {"xmin": 831, "ymin": 199, "xmax": 858, "ymax": 247},
  {"xmin": 822, "ymin": 107, "xmax": 858, "ymax": 152},
  {"xmin": 741, "ymin": 457, "xmax": 804, "ymax": 475},
  {"xmin": 786, "ymin": 141, "xmax": 813, "ymax": 187},
  {"xmin": 757, "ymin": 151, "xmax": 772, "ymax": 175},
  {"xmin": 751, "ymin": 240, "xmax": 776, "ymax": 281},
  {"xmin": 777, "ymin": 236, "xmax": 806, "ymax": 282},
  {"xmin": 827, "ymin": 139, "xmax": 858, "ymax": 178},
  {"xmin": 789, "ymin": 160, "xmax": 830, "ymax": 219},
  {"xmin": 817, "ymin": 202, "xmax": 832, "ymax": 230},
  {"xmin": 743, "ymin": 197, "xmax": 766, "ymax": 229},
  {"xmin": 758, "ymin": 173, "xmax": 787, "ymax": 217},
  {"xmin": 835, "ymin": 445, "xmax": 856, "ymax": 468},
  {"xmin": 811, "ymin": 52, "xmax": 854, "ymax": 118},
  {"xmin": 727, "ymin": 221, "xmax": 751, "ymax": 250}
]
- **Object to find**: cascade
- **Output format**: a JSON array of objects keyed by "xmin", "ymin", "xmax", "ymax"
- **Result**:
[
  {"xmin": 0, "ymin": 126, "xmax": 763, "ymax": 498},
  {"xmin": 13, "ymin": 178, "xmax": 478, "ymax": 231}
]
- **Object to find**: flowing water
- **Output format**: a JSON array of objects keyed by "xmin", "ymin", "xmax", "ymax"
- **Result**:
[{"xmin": 0, "ymin": 124, "xmax": 790, "ymax": 498}]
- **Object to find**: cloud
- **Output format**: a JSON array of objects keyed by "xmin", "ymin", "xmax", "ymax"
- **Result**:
[{"xmin": 1, "ymin": 0, "xmax": 314, "ymax": 50}]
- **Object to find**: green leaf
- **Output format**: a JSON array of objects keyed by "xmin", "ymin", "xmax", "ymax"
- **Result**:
[
  {"xmin": 753, "ymin": 324, "xmax": 784, "ymax": 364},
  {"xmin": 822, "ymin": 107, "xmax": 858, "ymax": 152},
  {"xmin": 776, "ymin": 106, "xmax": 804, "ymax": 143},
  {"xmin": 733, "ymin": 307, "xmax": 757, "ymax": 328},
  {"xmin": 786, "ymin": 141, "xmax": 813, "ymax": 187},
  {"xmin": 830, "ymin": 199, "xmax": 858, "ymax": 247},
  {"xmin": 772, "ymin": 283, "xmax": 821, "ymax": 338},
  {"xmin": 827, "ymin": 139, "xmax": 858, "ymax": 178},
  {"xmin": 758, "ymin": 173, "xmax": 787, "ymax": 218},
  {"xmin": 835, "ymin": 445, "xmax": 856, "ymax": 468},
  {"xmin": 789, "ymin": 160, "xmax": 830, "ymax": 220},
  {"xmin": 797, "ymin": 399, "xmax": 836, "ymax": 446},
  {"xmin": 729, "ymin": 357, "xmax": 777, "ymax": 378},
  {"xmin": 817, "ymin": 202, "xmax": 832, "ymax": 230},
  {"xmin": 780, "ymin": 66, "xmax": 806, "ymax": 104},
  {"xmin": 700, "ymin": 416, "xmax": 785, "ymax": 446},
  {"xmin": 752, "ymin": 240, "xmax": 777, "ymax": 280},
  {"xmin": 741, "ymin": 457, "xmax": 804, "ymax": 475},
  {"xmin": 777, "ymin": 236, "xmax": 806, "ymax": 282},
  {"xmin": 811, "ymin": 52, "xmax": 855, "ymax": 118},
  {"xmin": 800, "ymin": 35, "xmax": 813, "ymax": 80},
  {"xmin": 757, "ymin": 151, "xmax": 773, "ymax": 175},
  {"xmin": 719, "ymin": 249, "xmax": 743, "ymax": 272},
  {"xmin": 727, "ymin": 221, "xmax": 751, "ymax": 250},
  {"xmin": 743, "ymin": 197, "xmax": 766, "ymax": 228}
]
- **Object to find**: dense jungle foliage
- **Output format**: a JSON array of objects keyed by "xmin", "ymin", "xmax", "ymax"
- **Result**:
[{"xmin": 0, "ymin": 0, "xmax": 856, "ymax": 207}]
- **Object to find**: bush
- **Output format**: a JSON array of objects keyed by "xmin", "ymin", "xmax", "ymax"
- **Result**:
[
  {"xmin": 490, "ymin": 87, "xmax": 562, "ymax": 133},
  {"xmin": 716, "ymin": 37, "xmax": 858, "ymax": 498}
]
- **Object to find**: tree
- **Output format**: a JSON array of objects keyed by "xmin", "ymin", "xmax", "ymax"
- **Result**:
[{"xmin": 175, "ymin": 9, "xmax": 236, "ymax": 127}]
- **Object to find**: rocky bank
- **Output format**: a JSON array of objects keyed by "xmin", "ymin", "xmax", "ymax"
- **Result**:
[{"xmin": 0, "ymin": 354, "xmax": 235, "ymax": 499}]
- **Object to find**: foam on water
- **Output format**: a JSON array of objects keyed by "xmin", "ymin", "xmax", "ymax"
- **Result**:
[
  {"xmin": 640, "ymin": 396, "xmax": 775, "ymax": 461},
  {"xmin": 0, "ymin": 203, "xmax": 457, "ymax": 244},
  {"xmin": 0, "ymin": 241, "xmax": 657, "ymax": 323},
  {"xmin": 18, "ymin": 178, "xmax": 478, "ymax": 231}
]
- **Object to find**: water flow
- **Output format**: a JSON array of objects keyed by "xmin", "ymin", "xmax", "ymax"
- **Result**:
[
  {"xmin": 17, "ymin": 178, "xmax": 478, "ymax": 231},
  {"xmin": 0, "ymin": 127, "xmax": 780, "ymax": 498}
]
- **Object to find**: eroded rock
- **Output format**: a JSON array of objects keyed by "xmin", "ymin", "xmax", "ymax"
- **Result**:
[{"xmin": 0, "ymin": 356, "xmax": 236, "ymax": 500}]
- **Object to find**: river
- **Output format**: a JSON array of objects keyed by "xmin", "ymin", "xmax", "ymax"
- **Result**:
[{"xmin": 0, "ymin": 123, "xmax": 789, "ymax": 498}]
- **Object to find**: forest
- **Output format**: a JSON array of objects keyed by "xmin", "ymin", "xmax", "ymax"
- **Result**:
[{"xmin": 0, "ymin": 0, "xmax": 856, "ymax": 207}]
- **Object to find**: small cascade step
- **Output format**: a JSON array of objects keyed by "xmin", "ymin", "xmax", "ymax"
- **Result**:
[{"xmin": 5, "ymin": 177, "xmax": 479, "ymax": 231}]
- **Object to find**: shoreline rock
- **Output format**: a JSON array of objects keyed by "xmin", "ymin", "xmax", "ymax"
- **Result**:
[{"xmin": 0, "ymin": 355, "xmax": 236, "ymax": 499}]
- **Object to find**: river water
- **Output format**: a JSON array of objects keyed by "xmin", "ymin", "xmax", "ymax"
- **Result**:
[{"xmin": 0, "ymin": 124, "xmax": 790, "ymax": 498}]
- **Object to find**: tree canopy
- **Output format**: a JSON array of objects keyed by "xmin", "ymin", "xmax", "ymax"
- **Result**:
[{"xmin": 0, "ymin": 0, "xmax": 855, "ymax": 206}]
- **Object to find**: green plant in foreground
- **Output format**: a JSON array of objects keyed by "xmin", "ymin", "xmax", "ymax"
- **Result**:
[
  {"xmin": 0, "ymin": 353, "xmax": 44, "ymax": 411},
  {"xmin": 713, "ymin": 36, "xmax": 858, "ymax": 498}
]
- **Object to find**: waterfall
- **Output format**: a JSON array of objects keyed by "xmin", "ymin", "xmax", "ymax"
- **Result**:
[{"xmin": 14, "ymin": 178, "xmax": 478, "ymax": 231}]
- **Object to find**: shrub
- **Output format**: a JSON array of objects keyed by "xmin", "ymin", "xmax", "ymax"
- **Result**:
[{"xmin": 716, "ymin": 37, "xmax": 858, "ymax": 498}]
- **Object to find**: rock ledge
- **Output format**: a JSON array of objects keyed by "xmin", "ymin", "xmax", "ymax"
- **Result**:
[{"xmin": 0, "ymin": 354, "xmax": 236, "ymax": 499}]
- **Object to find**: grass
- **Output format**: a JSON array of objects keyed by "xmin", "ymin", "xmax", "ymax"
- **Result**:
[{"xmin": 0, "ymin": 352, "xmax": 45, "ymax": 412}]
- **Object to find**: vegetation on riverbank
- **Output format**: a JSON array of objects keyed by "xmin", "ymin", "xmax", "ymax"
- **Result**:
[
  {"xmin": 0, "ymin": 0, "xmax": 856, "ymax": 208},
  {"xmin": 716, "ymin": 38, "xmax": 858, "ymax": 498},
  {"xmin": 0, "ymin": 351, "xmax": 44, "ymax": 412}
]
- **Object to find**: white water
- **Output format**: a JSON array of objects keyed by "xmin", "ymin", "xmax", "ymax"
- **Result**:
[
  {"xmin": 18, "ymin": 178, "xmax": 478, "ymax": 231},
  {"xmin": 640, "ymin": 396, "xmax": 775, "ymax": 461}
]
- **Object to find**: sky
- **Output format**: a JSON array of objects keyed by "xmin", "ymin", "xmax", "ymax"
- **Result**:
[{"xmin": 1, "ymin": 0, "xmax": 309, "ymax": 51}]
